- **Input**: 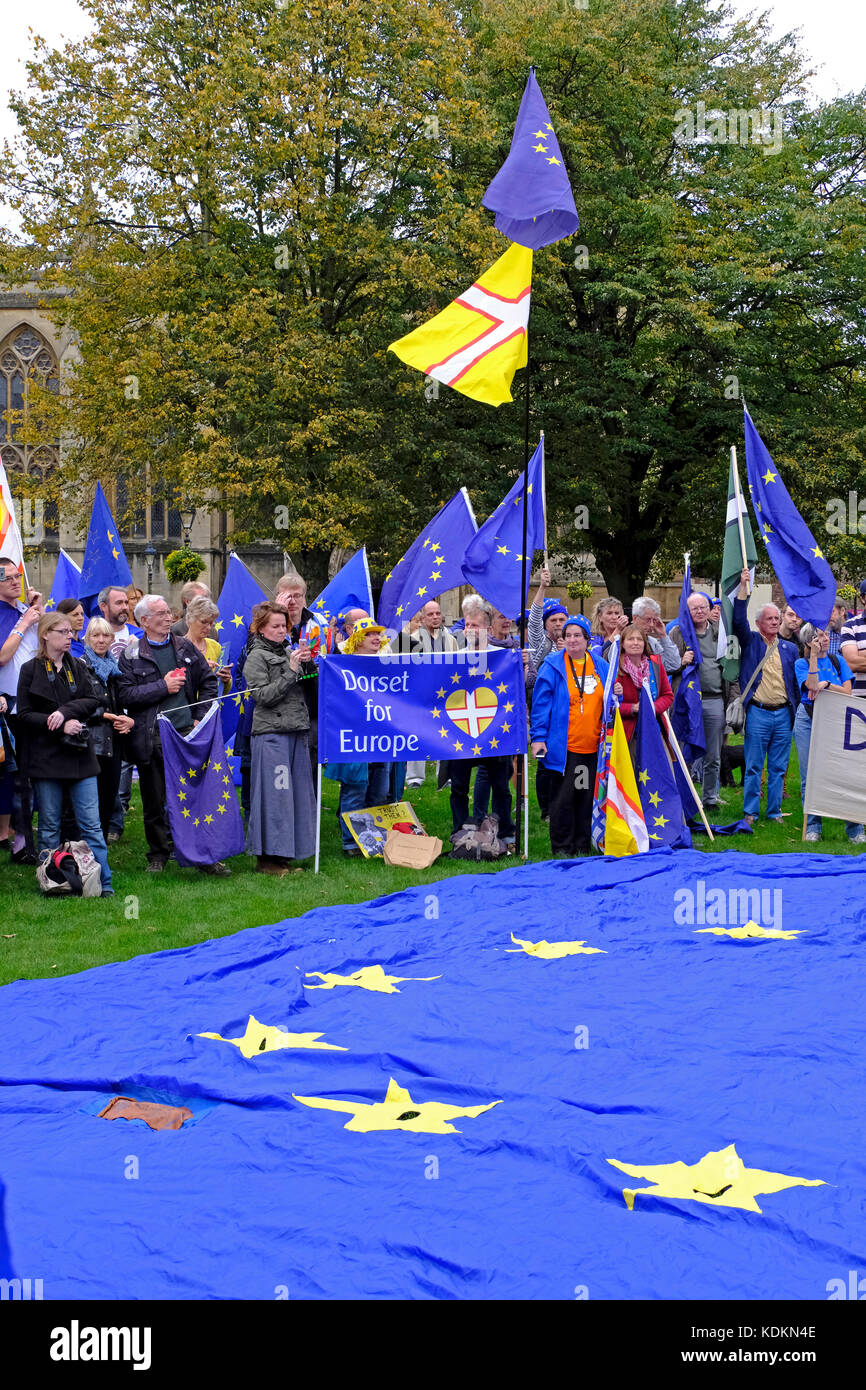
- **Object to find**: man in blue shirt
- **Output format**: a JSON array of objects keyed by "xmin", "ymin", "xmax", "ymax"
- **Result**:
[{"xmin": 733, "ymin": 568, "xmax": 800, "ymax": 825}]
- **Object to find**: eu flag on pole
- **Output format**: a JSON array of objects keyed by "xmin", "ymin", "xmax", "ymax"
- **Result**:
[
  {"xmin": 310, "ymin": 547, "xmax": 373, "ymax": 627},
  {"xmin": 670, "ymin": 556, "xmax": 705, "ymax": 771},
  {"xmin": 44, "ymin": 550, "xmax": 82, "ymax": 611},
  {"xmin": 743, "ymin": 408, "xmax": 836, "ymax": 628},
  {"xmin": 591, "ymin": 635, "xmax": 620, "ymax": 852},
  {"xmin": 215, "ymin": 553, "xmax": 268, "ymax": 744},
  {"xmin": 79, "ymin": 483, "xmax": 133, "ymax": 615},
  {"xmin": 461, "ymin": 437, "xmax": 546, "ymax": 618},
  {"xmin": 158, "ymin": 702, "xmax": 244, "ymax": 867},
  {"xmin": 635, "ymin": 685, "xmax": 690, "ymax": 850},
  {"xmin": 377, "ymin": 489, "xmax": 477, "ymax": 633},
  {"xmin": 482, "ymin": 69, "xmax": 579, "ymax": 250}
]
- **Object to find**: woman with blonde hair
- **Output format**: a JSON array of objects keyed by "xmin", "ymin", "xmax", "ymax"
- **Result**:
[
  {"xmin": 16, "ymin": 612, "xmax": 114, "ymax": 894},
  {"xmin": 589, "ymin": 597, "xmax": 628, "ymax": 658},
  {"xmin": 185, "ymin": 594, "xmax": 232, "ymax": 690}
]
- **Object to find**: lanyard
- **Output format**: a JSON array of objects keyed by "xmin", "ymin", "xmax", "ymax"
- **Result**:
[{"xmin": 567, "ymin": 654, "xmax": 588, "ymax": 714}]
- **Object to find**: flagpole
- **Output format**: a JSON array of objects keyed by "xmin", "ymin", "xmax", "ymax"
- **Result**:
[
  {"xmin": 731, "ymin": 446, "xmax": 751, "ymax": 597},
  {"xmin": 523, "ymin": 752, "xmax": 529, "ymax": 859},
  {"xmin": 662, "ymin": 711, "xmax": 715, "ymax": 841},
  {"xmin": 314, "ymin": 762, "xmax": 323, "ymax": 874},
  {"xmin": 515, "ymin": 357, "xmax": 532, "ymax": 858}
]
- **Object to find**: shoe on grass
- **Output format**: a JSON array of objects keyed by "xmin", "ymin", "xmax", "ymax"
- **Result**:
[
  {"xmin": 101, "ymin": 889, "xmax": 116, "ymax": 897},
  {"xmin": 847, "ymin": 828, "xmax": 866, "ymax": 844},
  {"xmin": 343, "ymin": 846, "xmax": 362, "ymax": 858},
  {"xmin": 146, "ymin": 859, "xmax": 167, "ymax": 873},
  {"xmin": 805, "ymin": 831, "xmax": 822, "ymax": 843},
  {"xmin": 200, "ymin": 861, "xmax": 231, "ymax": 877},
  {"xmin": 743, "ymin": 814, "xmax": 757, "ymax": 826},
  {"xmin": 107, "ymin": 831, "xmax": 121, "ymax": 843}
]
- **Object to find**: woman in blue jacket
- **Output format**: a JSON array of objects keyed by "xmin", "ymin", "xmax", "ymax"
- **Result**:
[{"xmin": 530, "ymin": 617, "xmax": 609, "ymax": 857}]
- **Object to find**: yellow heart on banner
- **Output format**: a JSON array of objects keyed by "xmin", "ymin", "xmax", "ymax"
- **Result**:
[{"xmin": 444, "ymin": 685, "xmax": 498, "ymax": 737}]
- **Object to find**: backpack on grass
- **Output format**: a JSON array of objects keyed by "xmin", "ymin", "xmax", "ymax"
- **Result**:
[{"xmin": 36, "ymin": 842, "xmax": 102, "ymax": 897}]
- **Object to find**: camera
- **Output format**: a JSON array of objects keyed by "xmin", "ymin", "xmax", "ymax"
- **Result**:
[{"xmin": 62, "ymin": 728, "xmax": 92, "ymax": 752}]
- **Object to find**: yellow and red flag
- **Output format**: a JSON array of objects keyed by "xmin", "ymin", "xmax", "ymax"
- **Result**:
[
  {"xmin": 605, "ymin": 707, "xmax": 649, "ymax": 858},
  {"xmin": 0, "ymin": 454, "xmax": 26, "ymax": 598},
  {"xmin": 388, "ymin": 243, "xmax": 532, "ymax": 407}
]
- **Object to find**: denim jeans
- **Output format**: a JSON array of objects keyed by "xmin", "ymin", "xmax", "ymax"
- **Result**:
[
  {"xmin": 34, "ymin": 777, "xmax": 112, "ymax": 892},
  {"xmin": 337, "ymin": 766, "xmax": 393, "ymax": 849},
  {"xmin": 792, "ymin": 704, "xmax": 862, "ymax": 838},
  {"xmin": 743, "ymin": 705, "xmax": 793, "ymax": 818}
]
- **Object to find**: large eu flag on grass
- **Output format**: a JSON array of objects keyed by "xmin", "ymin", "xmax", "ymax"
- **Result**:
[
  {"xmin": 319, "ymin": 648, "xmax": 527, "ymax": 763},
  {"xmin": 461, "ymin": 437, "xmax": 546, "ymax": 618},
  {"xmin": 744, "ymin": 408, "xmax": 836, "ymax": 628},
  {"xmin": 377, "ymin": 489, "xmax": 477, "ymax": 633},
  {"xmin": 159, "ymin": 702, "xmax": 244, "ymax": 867},
  {"xmin": 1, "ymin": 848, "xmax": 860, "ymax": 1299}
]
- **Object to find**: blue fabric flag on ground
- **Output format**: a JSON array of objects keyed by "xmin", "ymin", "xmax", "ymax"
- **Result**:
[
  {"xmin": 744, "ymin": 408, "xmax": 836, "ymax": 627},
  {"xmin": 319, "ymin": 649, "xmax": 528, "ymax": 763},
  {"xmin": 215, "ymin": 553, "xmax": 268, "ymax": 745},
  {"xmin": 78, "ymin": 483, "xmax": 133, "ymax": 615},
  {"xmin": 310, "ymin": 547, "xmax": 373, "ymax": 627},
  {"xmin": 461, "ymin": 438, "xmax": 546, "ymax": 618},
  {"xmin": 158, "ymin": 702, "xmax": 244, "ymax": 867},
  {"xmin": 635, "ymin": 686, "xmax": 690, "ymax": 850},
  {"xmin": 482, "ymin": 69, "xmax": 580, "ymax": 249},
  {"xmin": 44, "ymin": 550, "xmax": 82, "ymax": 611},
  {"xmin": 1, "ymin": 848, "xmax": 861, "ymax": 1299},
  {"xmin": 377, "ymin": 489, "xmax": 477, "ymax": 633}
]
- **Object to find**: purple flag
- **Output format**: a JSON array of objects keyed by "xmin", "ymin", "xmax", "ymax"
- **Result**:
[
  {"xmin": 159, "ymin": 703, "xmax": 244, "ymax": 867},
  {"xmin": 482, "ymin": 70, "xmax": 579, "ymax": 250}
]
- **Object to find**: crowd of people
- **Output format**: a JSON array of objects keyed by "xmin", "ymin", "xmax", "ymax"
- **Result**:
[{"xmin": 1, "ymin": 553, "xmax": 864, "ymax": 897}]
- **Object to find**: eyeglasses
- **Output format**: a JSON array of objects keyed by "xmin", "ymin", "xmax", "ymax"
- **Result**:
[{"xmin": 54, "ymin": 628, "xmax": 74, "ymax": 637}]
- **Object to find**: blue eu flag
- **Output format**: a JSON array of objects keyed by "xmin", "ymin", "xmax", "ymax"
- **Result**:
[
  {"xmin": 44, "ymin": 550, "xmax": 82, "ymax": 611},
  {"xmin": 78, "ymin": 483, "xmax": 133, "ymax": 614},
  {"xmin": 461, "ymin": 437, "xmax": 546, "ymax": 618},
  {"xmin": 482, "ymin": 69, "xmax": 579, "ymax": 250},
  {"xmin": 377, "ymin": 489, "xmax": 478, "ymax": 633},
  {"xmin": 159, "ymin": 702, "xmax": 244, "ymax": 867},
  {"xmin": 635, "ymin": 685, "xmax": 690, "ymax": 850},
  {"xmin": 215, "ymin": 553, "xmax": 268, "ymax": 744},
  {"xmin": 310, "ymin": 547, "xmax": 373, "ymax": 627},
  {"xmin": 671, "ymin": 555, "xmax": 705, "ymax": 772},
  {"xmin": 744, "ymin": 408, "xmax": 836, "ymax": 628}
]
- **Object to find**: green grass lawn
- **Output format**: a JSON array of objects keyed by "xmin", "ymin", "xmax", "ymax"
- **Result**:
[{"xmin": 1, "ymin": 748, "xmax": 862, "ymax": 986}]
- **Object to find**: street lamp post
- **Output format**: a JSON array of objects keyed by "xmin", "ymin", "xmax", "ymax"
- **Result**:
[
  {"xmin": 144, "ymin": 542, "xmax": 156, "ymax": 595},
  {"xmin": 180, "ymin": 506, "xmax": 196, "ymax": 549}
]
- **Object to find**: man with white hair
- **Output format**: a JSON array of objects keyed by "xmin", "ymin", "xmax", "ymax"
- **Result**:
[
  {"xmin": 733, "ymin": 569, "xmax": 800, "ymax": 826},
  {"xmin": 670, "ymin": 592, "xmax": 727, "ymax": 810},
  {"xmin": 631, "ymin": 596, "xmax": 682, "ymax": 675},
  {"xmin": 117, "ymin": 595, "xmax": 225, "ymax": 873}
]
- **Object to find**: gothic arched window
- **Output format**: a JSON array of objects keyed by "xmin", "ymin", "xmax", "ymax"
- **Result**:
[{"xmin": 0, "ymin": 324, "xmax": 60, "ymax": 533}]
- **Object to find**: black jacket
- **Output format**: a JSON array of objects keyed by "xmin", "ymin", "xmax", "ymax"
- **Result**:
[
  {"xmin": 81, "ymin": 654, "xmax": 126, "ymax": 759},
  {"xmin": 15, "ymin": 654, "xmax": 101, "ymax": 781},
  {"xmin": 116, "ymin": 633, "xmax": 218, "ymax": 764}
]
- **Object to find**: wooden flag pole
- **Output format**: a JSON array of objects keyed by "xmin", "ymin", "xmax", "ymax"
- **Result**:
[
  {"xmin": 523, "ymin": 752, "xmax": 530, "ymax": 859},
  {"xmin": 731, "ymin": 445, "xmax": 751, "ymax": 597},
  {"xmin": 662, "ymin": 711, "xmax": 715, "ymax": 841}
]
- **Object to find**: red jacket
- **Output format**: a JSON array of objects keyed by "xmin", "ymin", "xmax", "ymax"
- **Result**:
[{"xmin": 616, "ymin": 655, "xmax": 673, "ymax": 742}]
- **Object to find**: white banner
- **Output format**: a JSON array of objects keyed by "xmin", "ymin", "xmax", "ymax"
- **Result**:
[{"xmin": 803, "ymin": 689, "xmax": 866, "ymax": 823}]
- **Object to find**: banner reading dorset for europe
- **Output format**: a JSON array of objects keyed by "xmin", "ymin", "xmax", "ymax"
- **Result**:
[{"xmin": 319, "ymin": 649, "xmax": 528, "ymax": 764}]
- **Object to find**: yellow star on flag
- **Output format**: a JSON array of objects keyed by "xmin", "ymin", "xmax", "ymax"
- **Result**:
[
  {"xmin": 812, "ymin": 545, "xmax": 823, "ymax": 559},
  {"xmin": 218, "ymin": 804, "xmax": 227, "ymax": 814},
  {"xmin": 501, "ymin": 721, "xmax": 511, "ymax": 733},
  {"xmin": 546, "ymin": 156, "xmax": 561, "ymax": 165},
  {"xmin": 490, "ymin": 737, "xmax": 499, "ymax": 748},
  {"xmin": 762, "ymin": 469, "xmax": 776, "ymax": 484},
  {"xmin": 504, "ymin": 701, "xmax": 514, "ymax": 713},
  {"xmin": 193, "ymin": 818, "xmax": 200, "ymax": 827},
  {"xmin": 431, "ymin": 707, "xmax": 440, "ymax": 718},
  {"xmin": 507, "ymin": 932, "xmax": 605, "ymax": 959},
  {"xmin": 212, "ymin": 762, "xmax": 221, "ymax": 772},
  {"xmin": 439, "ymin": 727, "xmax": 448, "ymax": 738},
  {"xmin": 304, "ymin": 965, "xmax": 440, "ymax": 994},
  {"xmin": 182, "ymin": 808, "xmax": 191, "ymax": 819},
  {"xmin": 453, "ymin": 740, "xmax": 463, "ymax": 752},
  {"xmin": 199, "ymin": 1014, "xmax": 346, "ymax": 1058},
  {"xmin": 231, "ymin": 613, "xmax": 245, "ymax": 627},
  {"xmin": 205, "ymin": 814, "xmax": 214, "ymax": 825},
  {"xmin": 472, "ymin": 743, "xmax": 482, "ymax": 756},
  {"xmin": 638, "ymin": 769, "xmax": 649, "ymax": 785},
  {"xmin": 497, "ymin": 683, "xmax": 507, "ymax": 693},
  {"xmin": 177, "ymin": 791, "xmax": 186, "ymax": 802},
  {"xmin": 451, "ymin": 673, "xmax": 461, "ymax": 685},
  {"xmin": 695, "ymin": 919, "xmax": 804, "ymax": 941},
  {"xmin": 292, "ymin": 1077, "xmax": 500, "ymax": 1135},
  {"xmin": 653, "ymin": 813, "xmax": 669, "ymax": 827},
  {"xmin": 436, "ymin": 687, "xmax": 446, "ymax": 698},
  {"xmin": 608, "ymin": 1143, "xmax": 824, "ymax": 1214},
  {"xmin": 648, "ymin": 790, "xmax": 661, "ymax": 807},
  {"xmin": 533, "ymin": 143, "xmax": 547, "ymax": 152}
]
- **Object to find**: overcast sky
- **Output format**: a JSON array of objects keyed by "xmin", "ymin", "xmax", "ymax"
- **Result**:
[{"xmin": 0, "ymin": 0, "xmax": 862, "ymax": 224}]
